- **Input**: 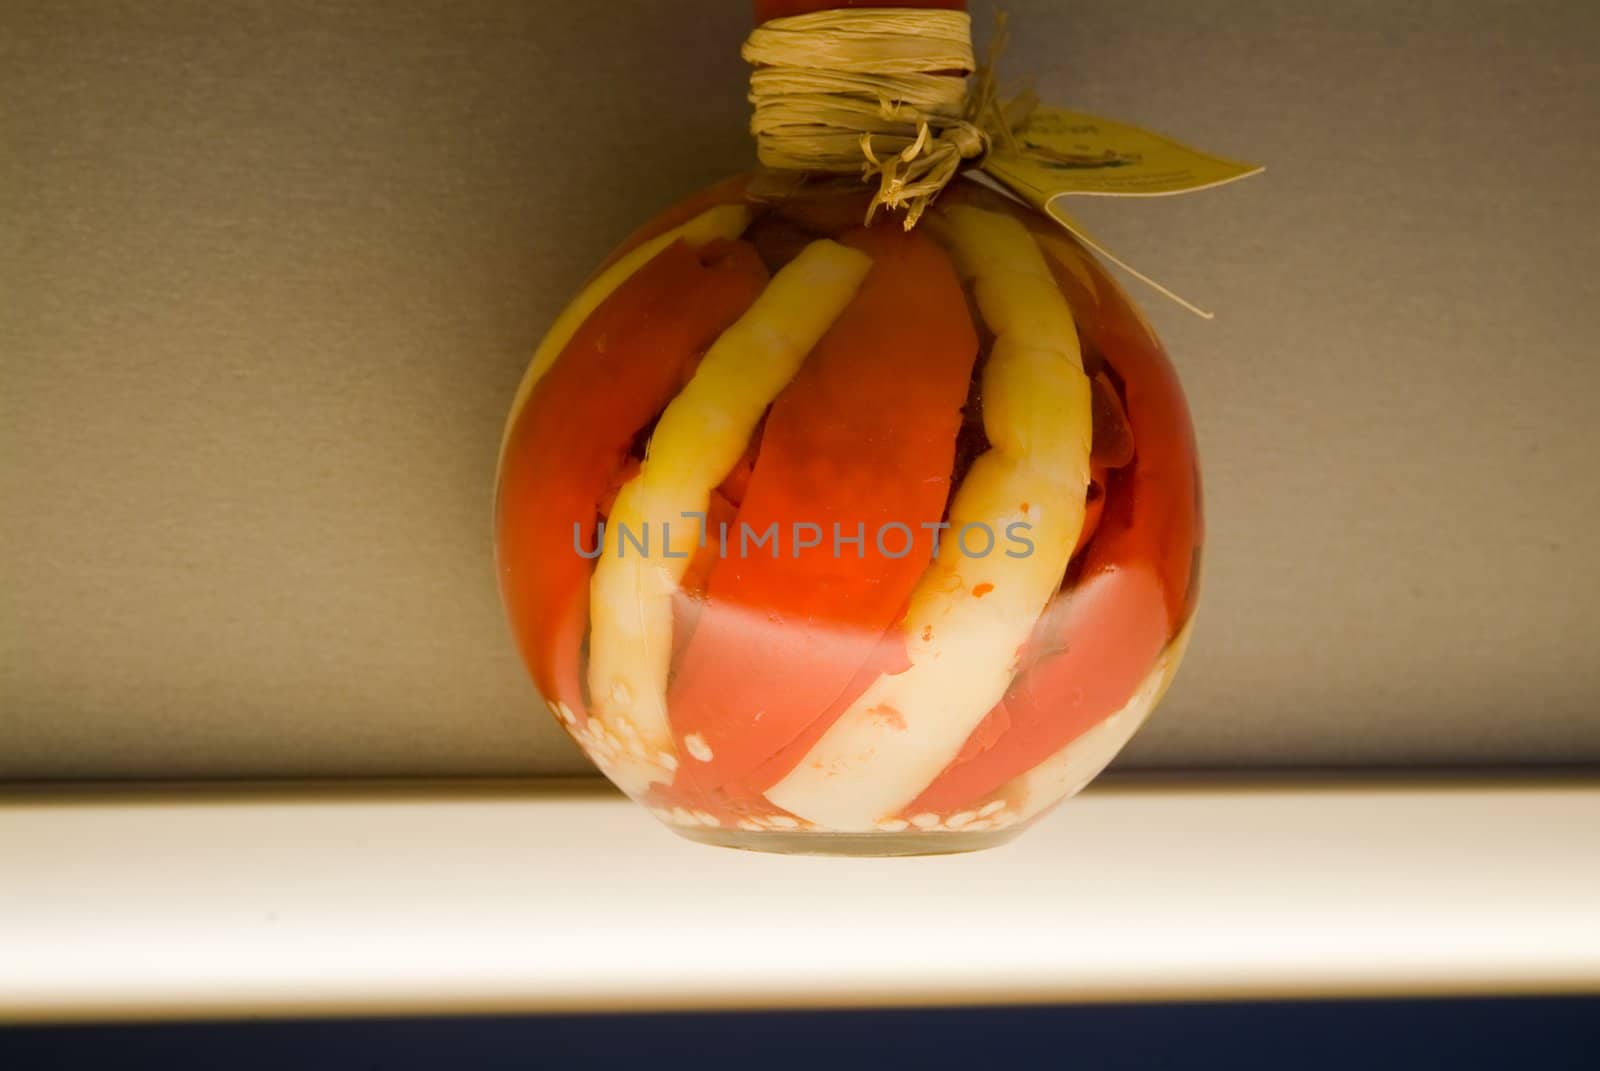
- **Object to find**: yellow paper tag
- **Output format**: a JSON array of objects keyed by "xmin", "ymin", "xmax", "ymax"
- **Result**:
[
  {"xmin": 983, "ymin": 106, "xmax": 1262, "ymax": 201},
  {"xmin": 980, "ymin": 107, "xmax": 1262, "ymax": 319}
]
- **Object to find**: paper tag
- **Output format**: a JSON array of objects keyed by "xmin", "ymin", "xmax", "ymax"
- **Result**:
[
  {"xmin": 983, "ymin": 106, "xmax": 1262, "ymax": 200},
  {"xmin": 980, "ymin": 107, "xmax": 1262, "ymax": 318}
]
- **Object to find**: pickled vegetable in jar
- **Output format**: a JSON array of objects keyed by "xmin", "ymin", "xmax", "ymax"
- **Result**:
[{"xmin": 495, "ymin": 0, "xmax": 1204, "ymax": 855}]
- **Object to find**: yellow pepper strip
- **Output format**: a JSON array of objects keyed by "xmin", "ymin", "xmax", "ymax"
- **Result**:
[
  {"xmin": 998, "ymin": 619, "xmax": 1192, "ymax": 825},
  {"xmin": 765, "ymin": 206, "xmax": 1093, "ymax": 830},
  {"xmin": 586, "ymin": 239, "xmax": 874, "ymax": 788},
  {"xmin": 495, "ymin": 205, "xmax": 755, "ymax": 477}
]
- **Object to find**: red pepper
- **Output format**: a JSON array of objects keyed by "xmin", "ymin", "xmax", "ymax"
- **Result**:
[
  {"xmin": 903, "ymin": 230, "xmax": 1200, "ymax": 815},
  {"xmin": 497, "ymin": 239, "xmax": 769, "ymax": 724},
  {"xmin": 592, "ymin": 175, "xmax": 753, "ymax": 277},
  {"xmin": 905, "ymin": 521, "xmax": 1169, "ymax": 815},
  {"xmin": 1067, "ymin": 371, "xmax": 1133, "ymax": 560},
  {"xmin": 1050, "ymin": 239, "xmax": 1203, "ymax": 630},
  {"xmin": 937, "ymin": 180, "xmax": 1202, "ymax": 625},
  {"xmin": 666, "ymin": 223, "xmax": 978, "ymax": 792}
]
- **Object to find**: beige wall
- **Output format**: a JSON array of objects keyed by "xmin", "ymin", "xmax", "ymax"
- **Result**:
[{"xmin": 3, "ymin": 0, "xmax": 1597, "ymax": 780}]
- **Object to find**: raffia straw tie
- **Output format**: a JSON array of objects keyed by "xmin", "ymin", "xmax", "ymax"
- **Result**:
[{"xmin": 743, "ymin": 9, "xmax": 990, "ymax": 228}]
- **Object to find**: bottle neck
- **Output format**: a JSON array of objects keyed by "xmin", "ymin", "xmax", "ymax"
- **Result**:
[
  {"xmin": 743, "ymin": 4, "xmax": 984, "ymax": 227},
  {"xmin": 754, "ymin": 1, "xmax": 967, "ymax": 26}
]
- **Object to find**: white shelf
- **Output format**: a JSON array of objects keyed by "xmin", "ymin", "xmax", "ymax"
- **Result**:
[{"xmin": 2, "ymin": 777, "xmax": 1597, "ymax": 1021}]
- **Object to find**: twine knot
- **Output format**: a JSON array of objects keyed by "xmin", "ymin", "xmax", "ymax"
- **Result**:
[{"xmin": 744, "ymin": 9, "xmax": 1021, "ymax": 229}]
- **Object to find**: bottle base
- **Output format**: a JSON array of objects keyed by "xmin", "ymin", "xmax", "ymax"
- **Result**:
[{"xmin": 667, "ymin": 823, "xmax": 1025, "ymax": 857}]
